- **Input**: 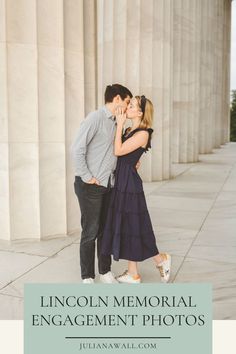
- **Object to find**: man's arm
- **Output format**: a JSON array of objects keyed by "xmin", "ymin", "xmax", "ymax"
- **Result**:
[{"xmin": 71, "ymin": 112, "xmax": 99, "ymax": 183}]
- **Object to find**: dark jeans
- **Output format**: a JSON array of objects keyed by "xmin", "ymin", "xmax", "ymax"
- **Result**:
[{"xmin": 74, "ymin": 176, "xmax": 112, "ymax": 279}]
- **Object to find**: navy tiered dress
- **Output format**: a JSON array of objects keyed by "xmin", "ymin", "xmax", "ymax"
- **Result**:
[{"xmin": 101, "ymin": 127, "xmax": 159, "ymax": 262}]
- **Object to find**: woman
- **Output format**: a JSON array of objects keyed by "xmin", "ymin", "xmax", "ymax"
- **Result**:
[{"xmin": 101, "ymin": 95, "xmax": 171, "ymax": 283}]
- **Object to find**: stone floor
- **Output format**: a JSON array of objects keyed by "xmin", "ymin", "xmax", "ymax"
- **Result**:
[{"xmin": 0, "ymin": 143, "xmax": 236, "ymax": 320}]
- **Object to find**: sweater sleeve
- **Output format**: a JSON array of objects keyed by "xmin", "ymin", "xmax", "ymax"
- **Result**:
[{"xmin": 70, "ymin": 112, "xmax": 99, "ymax": 182}]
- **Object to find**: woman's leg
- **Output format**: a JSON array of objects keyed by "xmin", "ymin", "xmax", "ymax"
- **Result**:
[
  {"xmin": 153, "ymin": 253, "xmax": 164, "ymax": 266},
  {"xmin": 128, "ymin": 261, "xmax": 139, "ymax": 275},
  {"xmin": 116, "ymin": 261, "xmax": 141, "ymax": 283}
]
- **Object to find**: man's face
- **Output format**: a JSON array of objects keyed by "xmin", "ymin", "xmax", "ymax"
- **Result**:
[{"xmin": 116, "ymin": 95, "xmax": 131, "ymax": 112}]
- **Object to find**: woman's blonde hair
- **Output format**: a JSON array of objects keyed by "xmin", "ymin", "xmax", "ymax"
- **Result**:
[{"xmin": 135, "ymin": 95, "xmax": 153, "ymax": 129}]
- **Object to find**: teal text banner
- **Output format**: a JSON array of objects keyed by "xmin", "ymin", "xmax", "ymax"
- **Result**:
[{"xmin": 24, "ymin": 283, "xmax": 212, "ymax": 354}]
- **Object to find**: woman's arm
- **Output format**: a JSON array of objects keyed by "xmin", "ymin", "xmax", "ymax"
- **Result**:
[
  {"xmin": 114, "ymin": 107, "xmax": 149, "ymax": 156},
  {"xmin": 114, "ymin": 128, "xmax": 149, "ymax": 156}
]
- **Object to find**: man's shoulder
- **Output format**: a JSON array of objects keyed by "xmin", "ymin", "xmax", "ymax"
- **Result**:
[
  {"xmin": 85, "ymin": 109, "xmax": 99, "ymax": 120},
  {"xmin": 85, "ymin": 107, "xmax": 104, "ymax": 123},
  {"xmin": 80, "ymin": 110, "xmax": 99, "ymax": 128}
]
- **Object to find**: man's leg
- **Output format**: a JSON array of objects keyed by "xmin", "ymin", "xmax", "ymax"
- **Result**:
[
  {"xmin": 97, "ymin": 189, "xmax": 112, "ymax": 275},
  {"xmin": 74, "ymin": 176, "xmax": 106, "ymax": 279}
]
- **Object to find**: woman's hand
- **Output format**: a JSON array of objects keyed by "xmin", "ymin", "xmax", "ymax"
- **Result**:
[
  {"xmin": 115, "ymin": 106, "xmax": 126, "ymax": 126},
  {"xmin": 135, "ymin": 160, "xmax": 141, "ymax": 170}
]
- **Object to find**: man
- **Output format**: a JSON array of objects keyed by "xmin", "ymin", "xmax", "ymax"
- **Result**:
[{"xmin": 71, "ymin": 84, "xmax": 132, "ymax": 283}]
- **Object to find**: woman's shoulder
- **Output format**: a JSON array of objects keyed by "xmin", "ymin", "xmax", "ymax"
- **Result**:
[
  {"xmin": 123, "ymin": 127, "xmax": 153, "ymax": 139},
  {"xmin": 135, "ymin": 127, "xmax": 153, "ymax": 135},
  {"xmin": 135, "ymin": 128, "xmax": 153, "ymax": 152}
]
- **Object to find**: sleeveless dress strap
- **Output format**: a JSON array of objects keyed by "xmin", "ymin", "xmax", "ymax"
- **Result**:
[
  {"xmin": 132, "ymin": 128, "xmax": 153, "ymax": 152},
  {"xmin": 144, "ymin": 128, "xmax": 153, "ymax": 152},
  {"xmin": 122, "ymin": 127, "xmax": 154, "ymax": 151}
]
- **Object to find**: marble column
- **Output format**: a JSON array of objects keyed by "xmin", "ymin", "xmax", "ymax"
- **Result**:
[
  {"xmin": 208, "ymin": 0, "xmax": 217, "ymax": 153},
  {"xmin": 214, "ymin": 0, "xmax": 225, "ymax": 148},
  {"xmin": 97, "ymin": 0, "xmax": 133, "ymax": 101},
  {"xmin": 0, "ymin": 0, "xmax": 84, "ymax": 240},
  {"xmin": 225, "ymin": 0, "xmax": 232, "ymax": 144},
  {"xmin": 4, "ymin": 0, "xmax": 40, "ymax": 240},
  {"xmin": 193, "ymin": 0, "xmax": 201, "ymax": 160},
  {"xmin": 83, "ymin": 0, "xmax": 97, "ymax": 115},
  {"xmin": 199, "ymin": 0, "xmax": 213, "ymax": 153},
  {"xmin": 171, "ymin": 0, "xmax": 181, "ymax": 164},
  {"xmin": 172, "ymin": 0, "xmax": 200, "ymax": 163},
  {"xmin": 221, "ymin": 0, "xmax": 231, "ymax": 144},
  {"xmin": 64, "ymin": 0, "xmax": 85, "ymax": 235},
  {"xmin": 37, "ymin": 0, "xmax": 67, "ymax": 239},
  {"xmin": 211, "ymin": 0, "xmax": 218, "ymax": 150},
  {"xmin": 127, "ymin": 0, "xmax": 154, "ymax": 180},
  {"xmin": 0, "ymin": 0, "xmax": 10, "ymax": 240},
  {"xmin": 97, "ymin": 0, "xmax": 173, "ymax": 181},
  {"xmin": 151, "ymin": 0, "xmax": 173, "ymax": 181},
  {"xmin": 97, "ymin": 0, "xmax": 114, "ymax": 106},
  {"xmin": 221, "ymin": 0, "xmax": 227, "ymax": 144}
]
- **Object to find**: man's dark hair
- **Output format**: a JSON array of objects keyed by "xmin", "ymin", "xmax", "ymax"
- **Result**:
[{"xmin": 104, "ymin": 84, "xmax": 133, "ymax": 103}]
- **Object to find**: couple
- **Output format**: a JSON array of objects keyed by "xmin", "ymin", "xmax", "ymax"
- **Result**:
[{"xmin": 71, "ymin": 84, "xmax": 171, "ymax": 284}]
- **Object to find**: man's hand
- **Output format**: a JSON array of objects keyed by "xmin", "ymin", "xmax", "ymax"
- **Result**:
[
  {"xmin": 87, "ymin": 177, "xmax": 100, "ymax": 185},
  {"xmin": 135, "ymin": 161, "xmax": 141, "ymax": 170}
]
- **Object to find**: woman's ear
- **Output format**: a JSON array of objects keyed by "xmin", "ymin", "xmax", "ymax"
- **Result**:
[{"xmin": 138, "ymin": 110, "xmax": 143, "ymax": 117}]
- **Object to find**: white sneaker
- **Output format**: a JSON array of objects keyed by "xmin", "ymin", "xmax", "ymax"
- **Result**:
[
  {"xmin": 100, "ymin": 271, "xmax": 118, "ymax": 283},
  {"xmin": 116, "ymin": 270, "xmax": 141, "ymax": 284},
  {"xmin": 157, "ymin": 253, "xmax": 171, "ymax": 283},
  {"xmin": 82, "ymin": 278, "xmax": 94, "ymax": 284}
]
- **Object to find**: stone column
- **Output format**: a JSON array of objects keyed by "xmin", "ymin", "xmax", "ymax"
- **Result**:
[
  {"xmin": 64, "ymin": 0, "xmax": 85, "ymax": 235},
  {"xmin": 221, "ymin": 0, "xmax": 227, "ymax": 144},
  {"xmin": 172, "ymin": 0, "xmax": 200, "ymax": 163},
  {"xmin": 221, "ymin": 0, "xmax": 231, "ymax": 144},
  {"xmin": 225, "ymin": 0, "xmax": 232, "ymax": 144},
  {"xmin": 0, "ymin": 0, "xmax": 10, "ymax": 240},
  {"xmin": 172, "ymin": 0, "xmax": 181, "ymax": 164},
  {"xmin": 97, "ymin": 0, "xmax": 114, "ymax": 106},
  {"xmin": 127, "ymin": 0, "xmax": 154, "ymax": 180},
  {"xmin": 0, "ymin": 0, "xmax": 85, "ymax": 240},
  {"xmin": 4, "ymin": 0, "xmax": 40, "ymax": 240},
  {"xmin": 207, "ymin": 0, "xmax": 217, "ymax": 153},
  {"xmin": 214, "ymin": 0, "xmax": 224, "ymax": 148},
  {"xmin": 211, "ymin": 0, "xmax": 218, "ymax": 150},
  {"xmin": 151, "ymin": 0, "xmax": 173, "ymax": 180},
  {"xmin": 83, "ymin": 0, "xmax": 97, "ymax": 115},
  {"xmin": 193, "ymin": 0, "xmax": 201, "ymax": 160},
  {"xmin": 199, "ymin": 0, "xmax": 213, "ymax": 153},
  {"xmin": 37, "ymin": 0, "xmax": 67, "ymax": 238},
  {"xmin": 97, "ymin": 0, "xmax": 136, "ymax": 98},
  {"xmin": 97, "ymin": 0, "xmax": 173, "ymax": 181}
]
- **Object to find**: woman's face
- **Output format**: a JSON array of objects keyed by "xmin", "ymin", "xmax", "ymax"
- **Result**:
[{"xmin": 126, "ymin": 98, "xmax": 142, "ymax": 119}]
